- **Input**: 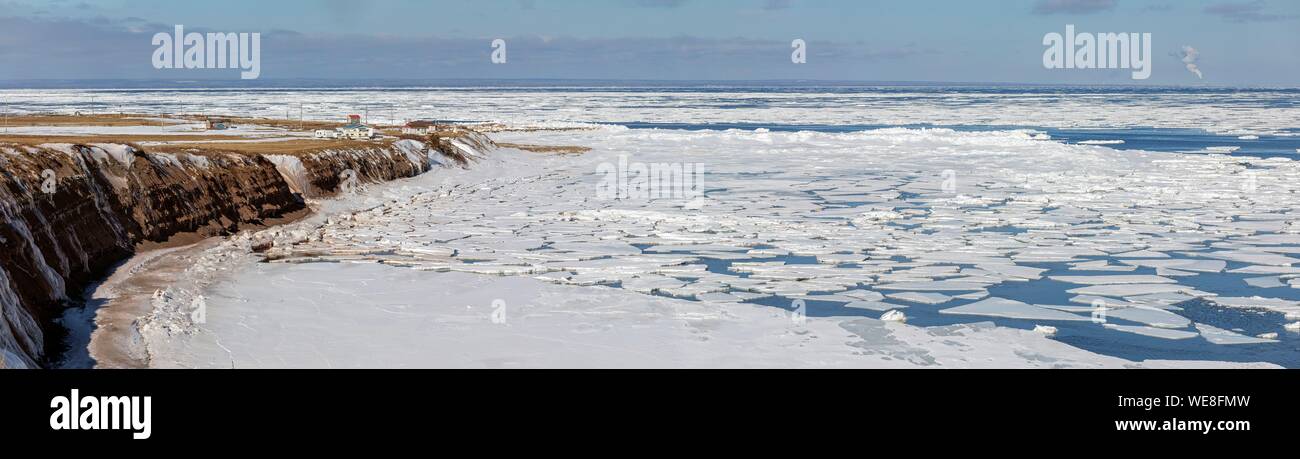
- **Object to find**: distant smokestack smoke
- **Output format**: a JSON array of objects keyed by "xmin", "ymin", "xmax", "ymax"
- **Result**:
[{"xmin": 1181, "ymin": 46, "xmax": 1203, "ymax": 79}]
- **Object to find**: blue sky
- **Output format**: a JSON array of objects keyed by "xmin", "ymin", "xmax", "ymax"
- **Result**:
[{"xmin": 1, "ymin": 0, "xmax": 1297, "ymax": 85}]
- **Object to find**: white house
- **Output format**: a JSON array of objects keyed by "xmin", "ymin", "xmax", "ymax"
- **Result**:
[
  {"xmin": 338, "ymin": 114, "xmax": 375, "ymax": 140},
  {"xmin": 338, "ymin": 126, "xmax": 375, "ymax": 140},
  {"xmin": 316, "ymin": 115, "xmax": 375, "ymax": 140}
]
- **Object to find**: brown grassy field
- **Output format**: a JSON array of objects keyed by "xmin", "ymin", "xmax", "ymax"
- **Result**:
[
  {"xmin": 4, "ymin": 113, "xmax": 352, "ymax": 131},
  {"xmin": 0, "ymin": 134, "xmax": 246, "ymax": 146},
  {"xmin": 148, "ymin": 138, "xmax": 395, "ymax": 156},
  {"xmin": 174, "ymin": 115, "xmax": 347, "ymax": 131},
  {"xmin": 0, "ymin": 135, "xmax": 393, "ymax": 158},
  {"xmin": 0, "ymin": 114, "xmax": 178, "ymax": 127},
  {"xmin": 0, "ymin": 114, "xmax": 483, "ymax": 158}
]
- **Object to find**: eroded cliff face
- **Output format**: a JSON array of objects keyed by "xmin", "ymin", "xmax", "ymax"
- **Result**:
[{"xmin": 0, "ymin": 133, "xmax": 491, "ymax": 368}]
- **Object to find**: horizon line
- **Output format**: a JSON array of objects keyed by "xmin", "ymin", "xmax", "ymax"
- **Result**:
[{"xmin": 0, "ymin": 78, "xmax": 1291, "ymax": 90}]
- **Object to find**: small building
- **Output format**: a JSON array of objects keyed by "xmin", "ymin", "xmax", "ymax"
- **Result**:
[
  {"xmin": 402, "ymin": 120, "xmax": 438, "ymax": 135},
  {"xmin": 315, "ymin": 115, "xmax": 374, "ymax": 140},
  {"xmin": 337, "ymin": 114, "xmax": 375, "ymax": 140},
  {"xmin": 206, "ymin": 117, "xmax": 233, "ymax": 130}
]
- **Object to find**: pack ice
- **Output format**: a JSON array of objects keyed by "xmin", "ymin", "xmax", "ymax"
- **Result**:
[{"xmin": 137, "ymin": 126, "xmax": 1300, "ymax": 368}]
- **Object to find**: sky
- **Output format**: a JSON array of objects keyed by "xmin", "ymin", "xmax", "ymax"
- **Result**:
[{"xmin": 0, "ymin": 0, "xmax": 1297, "ymax": 85}]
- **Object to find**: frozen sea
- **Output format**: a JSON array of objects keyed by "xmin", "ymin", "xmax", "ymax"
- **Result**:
[{"xmin": 17, "ymin": 83, "xmax": 1300, "ymax": 368}]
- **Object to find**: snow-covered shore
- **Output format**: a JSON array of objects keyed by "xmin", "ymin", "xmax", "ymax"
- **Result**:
[
  {"xmin": 150, "ymin": 261, "xmax": 1193, "ymax": 369},
  {"xmin": 127, "ymin": 126, "xmax": 1299, "ymax": 368},
  {"xmin": 96, "ymin": 140, "xmax": 501, "ymax": 368},
  {"xmin": 0, "ymin": 121, "xmax": 493, "ymax": 368},
  {"xmin": 130, "ymin": 149, "xmax": 1163, "ymax": 369}
]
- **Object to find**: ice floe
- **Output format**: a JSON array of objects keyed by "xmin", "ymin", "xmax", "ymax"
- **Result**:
[
  {"xmin": 1049, "ymin": 275, "xmax": 1176, "ymax": 285},
  {"xmin": 1105, "ymin": 307, "xmax": 1192, "ymax": 329},
  {"xmin": 1195, "ymin": 323, "xmax": 1278, "ymax": 345},
  {"xmin": 1104, "ymin": 324, "xmax": 1199, "ymax": 340},
  {"xmin": 880, "ymin": 310, "xmax": 907, "ymax": 323},
  {"xmin": 940, "ymin": 298, "xmax": 1090, "ymax": 322},
  {"xmin": 887, "ymin": 292, "xmax": 953, "ymax": 305},
  {"xmin": 1067, "ymin": 284, "xmax": 1195, "ymax": 297},
  {"xmin": 1245, "ymin": 277, "xmax": 1286, "ymax": 289}
]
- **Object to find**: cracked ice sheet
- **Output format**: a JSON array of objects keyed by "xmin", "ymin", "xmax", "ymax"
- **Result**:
[
  {"xmin": 1105, "ymin": 307, "xmax": 1192, "ymax": 329},
  {"xmin": 155, "ymin": 126, "xmax": 1300, "ymax": 367},
  {"xmin": 150, "ymin": 262, "xmax": 1166, "ymax": 369},
  {"xmin": 941, "ymin": 298, "xmax": 1092, "ymax": 322},
  {"xmin": 7, "ymin": 88, "xmax": 1300, "ymax": 136},
  {"xmin": 1049, "ymin": 275, "xmax": 1177, "ymax": 285}
]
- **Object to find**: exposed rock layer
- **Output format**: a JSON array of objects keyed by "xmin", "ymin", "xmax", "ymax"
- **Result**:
[{"xmin": 0, "ymin": 133, "xmax": 491, "ymax": 368}]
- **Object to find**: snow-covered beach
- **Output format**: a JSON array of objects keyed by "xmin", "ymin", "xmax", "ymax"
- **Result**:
[{"xmin": 125, "ymin": 119, "xmax": 1300, "ymax": 368}]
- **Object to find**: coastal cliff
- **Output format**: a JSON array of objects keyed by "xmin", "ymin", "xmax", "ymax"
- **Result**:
[{"xmin": 0, "ymin": 132, "xmax": 493, "ymax": 368}]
